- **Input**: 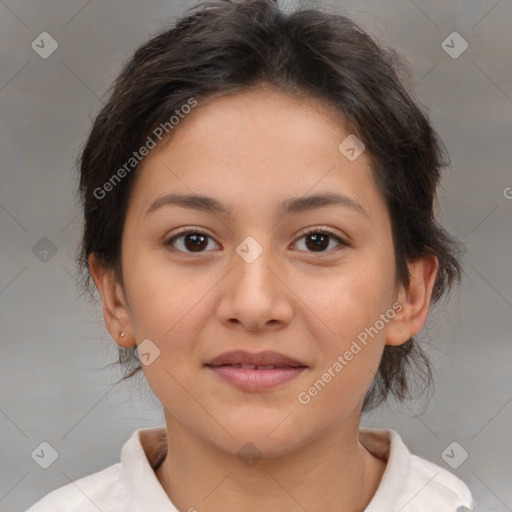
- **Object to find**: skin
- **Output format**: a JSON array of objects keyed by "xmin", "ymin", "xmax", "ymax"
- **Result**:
[{"xmin": 90, "ymin": 83, "xmax": 438, "ymax": 512}]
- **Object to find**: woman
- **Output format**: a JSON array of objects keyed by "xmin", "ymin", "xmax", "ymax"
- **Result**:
[{"xmin": 27, "ymin": 1, "xmax": 484, "ymax": 510}]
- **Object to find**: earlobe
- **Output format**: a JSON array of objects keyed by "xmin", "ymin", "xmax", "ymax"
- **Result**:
[
  {"xmin": 88, "ymin": 253, "xmax": 135, "ymax": 348},
  {"xmin": 385, "ymin": 255, "xmax": 439, "ymax": 347}
]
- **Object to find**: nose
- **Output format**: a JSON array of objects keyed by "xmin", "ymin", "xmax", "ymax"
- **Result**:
[{"xmin": 216, "ymin": 241, "xmax": 293, "ymax": 332}]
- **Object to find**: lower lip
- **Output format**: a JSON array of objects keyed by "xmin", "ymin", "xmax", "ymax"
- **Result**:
[{"xmin": 205, "ymin": 365, "xmax": 307, "ymax": 391}]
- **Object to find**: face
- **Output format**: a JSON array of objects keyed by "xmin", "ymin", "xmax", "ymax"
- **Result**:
[{"xmin": 110, "ymin": 85, "xmax": 403, "ymax": 456}]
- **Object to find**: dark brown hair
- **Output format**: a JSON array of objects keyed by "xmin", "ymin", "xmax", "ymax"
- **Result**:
[{"xmin": 77, "ymin": 0, "xmax": 463, "ymax": 412}]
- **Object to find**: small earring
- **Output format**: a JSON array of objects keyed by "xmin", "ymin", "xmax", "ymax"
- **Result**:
[{"xmin": 120, "ymin": 332, "xmax": 125, "ymax": 338}]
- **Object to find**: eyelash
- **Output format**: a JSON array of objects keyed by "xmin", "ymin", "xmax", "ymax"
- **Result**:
[{"xmin": 164, "ymin": 227, "xmax": 349, "ymax": 256}]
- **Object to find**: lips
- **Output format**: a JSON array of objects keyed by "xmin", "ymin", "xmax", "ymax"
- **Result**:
[
  {"xmin": 205, "ymin": 350, "xmax": 308, "ymax": 391},
  {"xmin": 205, "ymin": 350, "xmax": 307, "ymax": 369}
]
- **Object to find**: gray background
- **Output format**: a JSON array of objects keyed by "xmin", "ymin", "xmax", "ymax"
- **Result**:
[{"xmin": 1, "ymin": 1, "xmax": 511, "ymax": 511}]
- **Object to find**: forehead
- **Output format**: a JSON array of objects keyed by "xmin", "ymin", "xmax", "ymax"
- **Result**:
[{"xmin": 128, "ymin": 85, "xmax": 387, "ymax": 223}]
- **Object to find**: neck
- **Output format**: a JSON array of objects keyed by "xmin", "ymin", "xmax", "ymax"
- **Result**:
[{"xmin": 154, "ymin": 413, "xmax": 386, "ymax": 512}]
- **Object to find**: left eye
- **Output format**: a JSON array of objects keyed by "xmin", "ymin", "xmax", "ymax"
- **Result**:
[
  {"xmin": 164, "ymin": 228, "xmax": 348, "ymax": 255},
  {"xmin": 293, "ymin": 228, "xmax": 348, "ymax": 254}
]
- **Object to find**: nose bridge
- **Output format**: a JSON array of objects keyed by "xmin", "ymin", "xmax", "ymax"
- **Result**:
[
  {"xmin": 216, "ymin": 231, "xmax": 292, "ymax": 329},
  {"xmin": 232, "ymin": 233, "xmax": 276, "ymax": 294}
]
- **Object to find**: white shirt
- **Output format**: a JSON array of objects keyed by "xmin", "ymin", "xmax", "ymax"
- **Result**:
[{"xmin": 26, "ymin": 425, "xmax": 477, "ymax": 512}]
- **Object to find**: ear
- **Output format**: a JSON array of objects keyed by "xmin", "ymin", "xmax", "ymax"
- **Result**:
[
  {"xmin": 88, "ymin": 253, "xmax": 135, "ymax": 348},
  {"xmin": 386, "ymin": 255, "xmax": 439, "ymax": 346}
]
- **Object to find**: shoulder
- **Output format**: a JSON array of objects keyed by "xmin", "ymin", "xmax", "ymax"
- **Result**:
[
  {"xmin": 392, "ymin": 428, "xmax": 474, "ymax": 511},
  {"xmin": 25, "ymin": 463, "xmax": 126, "ymax": 512},
  {"xmin": 360, "ymin": 428, "xmax": 475, "ymax": 512},
  {"xmin": 408, "ymin": 449, "xmax": 474, "ymax": 509},
  {"xmin": 25, "ymin": 426, "xmax": 172, "ymax": 512}
]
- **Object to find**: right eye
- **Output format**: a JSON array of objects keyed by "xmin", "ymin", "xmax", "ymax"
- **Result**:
[{"xmin": 164, "ymin": 229, "xmax": 221, "ymax": 254}]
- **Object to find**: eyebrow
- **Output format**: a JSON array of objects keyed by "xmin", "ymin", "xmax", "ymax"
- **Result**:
[{"xmin": 145, "ymin": 191, "xmax": 370, "ymax": 219}]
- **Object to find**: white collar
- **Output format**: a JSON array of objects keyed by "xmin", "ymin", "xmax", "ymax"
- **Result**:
[
  {"xmin": 358, "ymin": 428, "xmax": 474, "ymax": 511},
  {"xmin": 121, "ymin": 425, "xmax": 474, "ymax": 512}
]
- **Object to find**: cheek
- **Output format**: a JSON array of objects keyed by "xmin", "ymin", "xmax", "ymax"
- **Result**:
[
  {"xmin": 300, "ymin": 253, "xmax": 395, "ymax": 341},
  {"xmin": 122, "ymin": 242, "xmax": 207, "ymax": 338},
  {"xmin": 295, "ymin": 250, "xmax": 395, "ymax": 406},
  {"xmin": 294, "ymin": 273, "xmax": 391, "ymax": 423}
]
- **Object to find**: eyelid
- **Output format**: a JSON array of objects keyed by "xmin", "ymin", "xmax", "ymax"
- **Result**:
[{"xmin": 296, "ymin": 226, "xmax": 348, "ymax": 244}]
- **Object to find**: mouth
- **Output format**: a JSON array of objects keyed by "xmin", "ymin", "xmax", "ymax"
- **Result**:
[
  {"xmin": 205, "ymin": 349, "xmax": 307, "ymax": 368},
  {"xmin": 204, "ymin": 350, "xmax": 308, "ymax": 391},
  {"xmin": 205, "ymin": 365, "xmax": 308, "ymax": 391},
  {"xmin": 207, "ymin": 363, "xmax": 306, "ymax": 370}
]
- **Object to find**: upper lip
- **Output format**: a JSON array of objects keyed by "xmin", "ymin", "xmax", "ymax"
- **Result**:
[{"xmin": 205, "ymin": 350, "xmax": 307, "ymax": 367}]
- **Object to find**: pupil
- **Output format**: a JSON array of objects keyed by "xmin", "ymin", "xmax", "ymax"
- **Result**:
[
  {"xmin": 186, "ymin": 234, "xmax": 207, "ymax": 252},
  {"xmin": 307, "ymin": 233, "xmax": 328, "ymax": 251}
]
